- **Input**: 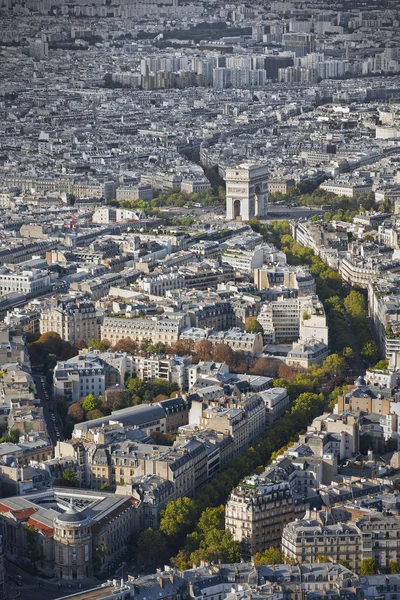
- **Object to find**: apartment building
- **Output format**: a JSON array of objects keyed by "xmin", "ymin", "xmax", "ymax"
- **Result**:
[
  {"xmin": 225, "ymin": 473, "xmax": 300, "ymax": 558},
  {"xmin": 138, "ymin": 272, "xmax": 185, "ymax": 296},
  {"xmin": 319, "ymin": 179, "xmax": 372, "ymax": 198},
  {"xmin": 369, "ymin": 277, "xmax": 400, "ymax": 367},
  {"xmin": 282, "ymin": 520, "xmax": 362, "ymax": 570},
  {"xmin": 192, "ymin": 394, "xmax": 266, "ymax": 455},
  {"xmin": 0, "ymin": 267, "xmax": 51, "ymax": 296},
  {"xmin": 40, "ymin": 299, "xmax": 101, "ymax": 344},
  {"xmin": 91, "ymin": 442, "xmax": 196, "ymax": 497},
  {"xmin": 54, "ymin": 356, "xmax": 106, "ymax": 403},
  {"xmin": 257, "ymin": 295, "xmax": 328, "ymax": 344},
  {"xmin": 101, "ymin": 313, "xmax": 191, "ymax": 346},
  {"xmin": 282, "ymin": 513, "xmax": 400, "ymax": 572},
  {"xmin": 222, "ymin": 247, "xmax": 264, "ymax": 274},
  {"xmin": 180, "ymin": 327, "xmax": 264, "ymax": 355},
  {"xmin": 254, "ymin": 265, "xmax": 316, "ymax": 296}
]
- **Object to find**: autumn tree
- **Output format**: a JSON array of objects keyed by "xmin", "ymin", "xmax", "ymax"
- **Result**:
[
  {"xmin": 277, "ymin": 362, "xmax": 303, "ymax": 381},
  {"xmin": 171, "ymin": 339, "xmax": 194, "ymax": 356},
  {"xmin": 112, "ymin": 338, "xmax": 139, "ymax": 354},
  {"xmin": 86, "ymin": 409, "xmax": 103, "ymax": 420},
  {"xmin": 67, "ymin": 402, "xmax": 85, "ymax": 423},
  {"xmin": 194, "ymin": 339, "xmax": 213, "ymax": 362},
  {"xmin": 213, "ymin": 343, "xmax": 234, "ymax": 367},
  {"xmin": 250, "ymin": 357, "xmax": 279, "ymax": 378}
]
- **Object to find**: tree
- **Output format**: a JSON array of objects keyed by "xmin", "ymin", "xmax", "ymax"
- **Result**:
[
  {"xmin": 86, "ymin": 409, "xmax": 103, "ymax": 420},
  {"xmin": 250, "ymin": 357, "xmax": 279, "ymax": 378},
  {"xmin": 135, "ymin": 529, "xmax": 167, "ymax": 566},
  {"xmin": 160, "ymin": 497, "xmax": 198, "ymax": 539},
  {"xmin": 112, "ymin": 338, "xmax": 139, "ymax": 354},
  {"xmin": 197, "ymin": 506, "xmax": 225, "ymax": 534},
  {"xmin": 74, "ymin": 339, "xmax": 86, "ymax": 350},
  {"xmin": 171, "ymin": 340, "xmax": 194, "ymax": 356},
  {"xmin": 254, "ymin": 547, "xmax": 283, "ymax": 565},
  {"xmin": 8, "ymin": 429, "xmax": 20, "ymax": 443},
  {"xmin": 67, "ymin": 402, "xmax": 85, "ymax": 423},
  {"xmin": 213, "ymin": 343, "xmax": 235, "ymax": 367},
  {"xmin": 246, "ymin": 318, "xmax": 264, "ymax": 335},
  {"xmin": 338, "ymin": 559, "xmax": 351, "ymax": 570},
  {"xmin": 344, "ymin": 290, "xmax": 367, "ymax": 319},
  {"xmin": 87, "ymin": 339, "xmax": 110, "ymax": 351},
  {"xmin": 322, "ymin": 353, "xmax": 346, "ymax": 378},
  {"xmin": 315, "ymin": 555, "xmax": 330, "ymax": 563},
  {"xmin": 61, "ymin": 468, "xmax": 77, "ymax": 487},
  {"xmin": 191, "ymin": 529, "xmax": 240, "ymax": 566},
  {"xmin": 361, "ymin": 341, "xmax": 378, "ymax": 364},
  {"xmin": 81, "ymin": 394, "xmax": 102, "ymax": 412},
  {"xmin": 194, "ymin": 339, "xmax": 213, "ymax": 362},
  {"xmin": 277, "ymin": 362, "xmax": 303, "ymax": 381},
  {"xmin": 342, "ymin": 347, "xmax": 355, "ymax": 363},
  {"xmin": 389, "ymin": 561, "xmax": 400, "ymax": 574},
  {"xmin": 360, "ymin": 558, "xmax": 377, "ymax": 575}
]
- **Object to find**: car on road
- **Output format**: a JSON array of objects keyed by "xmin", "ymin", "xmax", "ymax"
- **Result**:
[{"xmin": 51, "ymin": 415, "xmax": 56, "ymax": 422}]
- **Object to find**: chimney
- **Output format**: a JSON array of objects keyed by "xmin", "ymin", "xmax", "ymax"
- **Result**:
[
  {"xmin": 169, "ymin": 573, "xmax": 175, "ymax": 585},
  {"xmin": 158, "ymin": 576, "xmax": 164, "ymax": 588}
]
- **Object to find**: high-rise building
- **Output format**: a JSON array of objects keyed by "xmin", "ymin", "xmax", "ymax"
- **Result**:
[{"xmin": 282, "ymin": 32, "xmax": 316, "ymax": 57}]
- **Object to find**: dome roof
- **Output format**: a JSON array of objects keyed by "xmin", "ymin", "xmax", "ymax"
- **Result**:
[
  {"xmin": 355, "ymin": 375, "xmax": 367, "ymax": 387},
  {"xmin": 55, "ymin": 498, "xmax": 90, "ymax": 525}
]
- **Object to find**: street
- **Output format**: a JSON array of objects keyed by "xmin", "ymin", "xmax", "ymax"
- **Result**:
[
  {"xmin": 6, "ymin": 558, "xmax": 97, "ymax": 600},
  {"xmin": 33, "ymin": 372, "xmax": 63, "ymax": 446}
]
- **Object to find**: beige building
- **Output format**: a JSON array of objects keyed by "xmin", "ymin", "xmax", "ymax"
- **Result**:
[
  {"xmin": 180, "ymin": 327, "xmax": 264, "ymax": 355},
  {"xmin": 282, "ymin": 520, "xmax": 361, "ymax": 570},
  {"xmin": 225, "ymin": 473, "xmax": 300, "ymax": 559},
  {"xmin": 101, "ymin": 313, "xmax": 190, "ymax": 346},
  {"xmin": 40, "ymin": 299, "xmax": 101, "ymax": 345}
]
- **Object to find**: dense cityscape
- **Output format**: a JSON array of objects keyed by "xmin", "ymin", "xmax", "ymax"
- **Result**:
[{"xmin": 2, "ymin": 0, "xmax": 400, "ymax": 598}]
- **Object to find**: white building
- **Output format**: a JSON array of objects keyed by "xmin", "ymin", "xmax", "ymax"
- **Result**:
[{"xmin": 0, "ymin": 268, "xmax": 51, "ymax": 296}]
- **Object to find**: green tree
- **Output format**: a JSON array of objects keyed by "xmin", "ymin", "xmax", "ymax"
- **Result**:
[
  {"xmin": 360, "ymin": 558, "xmax": 377, "ymax": 575},
  {"xmin": 61, "ymin": 468, "xmax": 77, "ymax": 487},
  {"xmin": 197, "ymin": 506, "xmax": 225, "ymax": 534},
  {"xmin": 135, "ymin": 529, "xmax": 167, "ymax": 566},
  {"xmin": 87, "ymin": 339, "xmax": 110, "ymax": 351},
  {"xmin": 81, "ymin": 394, "xmax": 102, "ymax": 412},
  {"xmin": 361, "ymin": 341, "xmax": 378, "ymax": 364},
  {"xmin": 338, "ymin": 559, "xmax": 351, "ymax": 570},
  {"xmin": 389, "ymin": 561, "xmax": 400, "ymax": 574},
  {"xmin": 254, "ymin": 547, "xmax": 284, "ymax": 565},
  {"xmin": 191, "ymin": 529, "xmax": 239, "ymax": 566},
  {"xmin": 160, "ymin": 497, "xmax": 198, "ymax": 539},
  {"xmin": 322, "ymin": 353, "xmax": 346, "ymax": 378},
  {"xmin": 246, "ymin": 318, "xmax": 264, "ymax": 335}
]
